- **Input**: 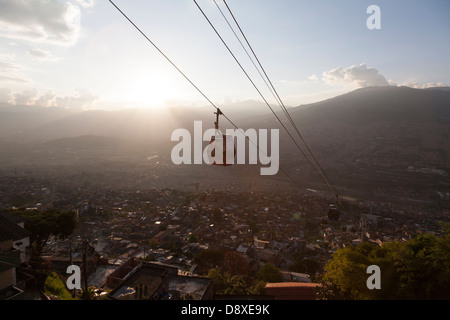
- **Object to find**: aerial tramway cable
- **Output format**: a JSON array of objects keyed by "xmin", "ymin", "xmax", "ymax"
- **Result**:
[
  {"xmin": 108, "ymin": 0, "xmax": 297, "ymax": 181},
  {"xmin": 196, "ymin": 0, "xmax": 340, "ymax": 201},
  {"xmin": 193, "ymin": 0, "xmax": 315, "ymax": 175}
]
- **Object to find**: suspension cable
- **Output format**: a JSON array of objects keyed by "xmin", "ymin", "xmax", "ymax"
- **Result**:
[
  {"xmin": 108, "ymin": 0, "xmax": 300, "ymax": 185},
  {"xmin": 221, "ymin": 0, "xmax": 339, "ymax": 199},
  {"xmin": 193, "ymin": 0, "xmax": 317, "ymax": 174},
  {"xmin": 195, "ymin": 0, "xmax": 338, "ymax": 198}
]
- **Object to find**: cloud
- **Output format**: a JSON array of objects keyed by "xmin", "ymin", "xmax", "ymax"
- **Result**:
[
  {"xmin": 0, "ymin": 0, "xmax": 81, "ymax": 46},
  {"xmin": 0, "ymin": 57, "xmax": 32, "ymax": 83},
  {"xmin": 14, "ymin": 88, "xmax": 39, "ymax": 105},
  {"xmin": 0, "ymin": 75, "xmax": 30, "ymax": 83},
  {"xmin": 403, "ymin": 81, "xmax": 448, "ymax": 89},
  {"xmin": 322, "ymin": 63, "xmax": 390, "ymax": 88},
  {"xmin": 54, "ymin": 87, "xmax": 98, "ymax": 110},
  {"xmin": 0, "ymin": 61, "xmax": 19, "ymax": 73},
  {"xmin": 28, "ymin": 47, "xmax": 61, "ymax": 62},
  {"xmin": 308, "ymin": 74, "xmax": 319, "ymax": 81},
  {"xmin": 74, "ymin": 0, "xmax": 95, "ymax": 8},
  {"xmin": 1, "ymin": 86, "xmax": 97, "ymax": 110},
  {"xmin": 0, "ymin": 87, "xmax": 14, "ymax": 104}
]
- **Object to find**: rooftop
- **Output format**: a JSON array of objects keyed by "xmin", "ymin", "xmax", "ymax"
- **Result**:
[
  {"xmin": 265, "ymin": 282, "xmax": 320, "ymax": 300},
  {"xmin": 109, "ymin": 263, "xmax": 168, "ymax": 300},
  {"xmin": 0, "ymin": 214, "xmax": 31, "ymax": 242}
]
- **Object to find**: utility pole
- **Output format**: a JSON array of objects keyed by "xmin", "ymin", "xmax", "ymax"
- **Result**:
[
  {"xmin": 69, "ymin": 238, "xmax": 75, "ymax": 298},
  {"xmin": 82, "ymin": 235, "xmax": 89, "ymax": 299}
]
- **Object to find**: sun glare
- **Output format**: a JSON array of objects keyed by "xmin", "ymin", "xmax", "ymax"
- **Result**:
[{"xmin": 130, "ymin": 73, "xmax": 173, "ymax": 109}]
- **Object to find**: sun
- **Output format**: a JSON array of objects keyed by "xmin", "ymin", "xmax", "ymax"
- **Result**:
[{"xmin": 130, "ymin": 73, "xmax": 173, "ymax": 109}]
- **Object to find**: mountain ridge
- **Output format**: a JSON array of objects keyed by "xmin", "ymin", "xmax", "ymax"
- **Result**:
[{"xmin": 0, "ymin": 86, "xmax": 449, "ymax": 201}]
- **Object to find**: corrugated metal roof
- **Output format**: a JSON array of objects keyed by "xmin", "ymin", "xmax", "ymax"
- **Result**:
[
  {"xmin": 0, "ymin": 215, "xmax": 31, "ymax": 242},
  {"xmin": 0, "ymin": 211, "xmax": 27, "ymax": 224}
]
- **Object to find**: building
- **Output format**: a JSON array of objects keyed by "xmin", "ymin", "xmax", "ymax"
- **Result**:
[
  {"xmin": 107, "ymin": 258, "xmax": 213, "ymax": 300},
  {"xmin": 281, "ymin": 271, "xmax": 312, "ymax": 283},
  {"xmin": 0, "ymin": 212, "xmax": 31, "ymax": 263},
  {"xmin": 108, "ymin": 262, "xmax": 170, "ymax": 300},
  {"xmin": 0, "ymin": 214, "xmax": 32, "ymax": 300},
  {"xmin": 264, "ymin": 282, "xmax": 320, "ymax": 300}
]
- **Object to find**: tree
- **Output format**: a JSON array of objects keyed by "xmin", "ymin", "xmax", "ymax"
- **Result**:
[
  {"xmin": 22, "ymin": 209, "xmax": 78, "ymax": 257},
  {"xmin": 193, "ymin": 249, "xmax": 225, "ymax": 273},
  {"xmin": 319, "ymin": 225, "xmax": 450, "ymax": 300},
  {"xmin": 223, "ymin": 275, "xmax": 248, "ymax": 295},
  {"xmin": 289, "ymin": 253, "xmax": 320, "ymax": 275},
  {"xmin": 256, "ymin": 263, "xmax": 283, "ymax": 283},
  {"xmin": 207, "ymin": 268, "xmax": 266, "ymax": 295},
  {"xmin": 223, "ymin": 251, "xmax": 251, "ymax": 277},
  {"xmin": 207, "ymin": 268, "xmax": 227, "ymax": 293},
  {"xmin": 188, "ymin": 233, "xmax": 198, "ymax": 243},
  {"xmin": 250, "ymin": 280, "xmax": 267, "ymax": 295},
  {"xmin": 319, "ymin": 243, "xmax": 374, "ymax": 300}
]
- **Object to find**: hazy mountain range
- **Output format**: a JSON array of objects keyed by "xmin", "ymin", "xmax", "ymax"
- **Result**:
[{"xmin": 1, "ymin": 86, "xmax": 449, "ymax": 201}]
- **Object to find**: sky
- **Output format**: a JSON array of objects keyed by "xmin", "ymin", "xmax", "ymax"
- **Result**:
[{"xmin": 0, "ymin": 0, "xmax": 449, "ymax": 112}]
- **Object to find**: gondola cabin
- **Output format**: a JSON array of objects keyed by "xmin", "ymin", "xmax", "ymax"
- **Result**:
[
  {"xmin": 328, "ymin": 204, "xmax": 340, "ymax": 221},
  {"xmin": 209, "ymin": 134, "xmax": 236, "ymax": 166}
]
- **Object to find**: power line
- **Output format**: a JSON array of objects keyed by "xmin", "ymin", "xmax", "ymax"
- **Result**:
[
  {"xmin": 195, "ymin": 0, "xmax": 337, "ymax": 198},
  {"xmin": 221, "ymin": 0, "xmax": 339, "ymax": 199},
  {"xmin": 108, "ymin": 1, "xmax": 236, "ymax": 128},
  {"xmin": 193, "ymin": 0, "xmax": 316, "ymax": 175},
  {"xmin": 108, "ymin": 0, "xmax": 299, "ymax": 184},
  {"xmin": 212, "ymin": 0, "xmax": 277, "ymax": 103}
]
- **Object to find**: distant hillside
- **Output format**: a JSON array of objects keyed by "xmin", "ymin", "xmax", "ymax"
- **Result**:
[
  {"xmin": 43, "ymin": 135, "xmax": 125, "ymax": 149},
  {"xmin": 0, "ymin": 86, "xmax": 449, "ymax": 201},
  {"xmin": 244, "ymin": 86, "xmax": 450, "ymax": 199},
  {"xmin": 290, "ymin": 86, "xmax": 450, "ymax": 125}
]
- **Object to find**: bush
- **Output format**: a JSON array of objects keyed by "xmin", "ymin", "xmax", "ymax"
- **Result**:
[{"xmin": 44, "ymin": 272, "xmax": 77, "ymax": 300}]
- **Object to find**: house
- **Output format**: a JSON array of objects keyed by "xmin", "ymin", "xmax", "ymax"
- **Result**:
[
  {"xmin": 0, "ymin": 212, "xmax": 31, "ymax": 263},
  {"xmin": 256, "ymin": 248, "xmax": 281, "ymax": 266},
  {"xmin": 0, "ymin": 214, "xmax": 32, "ymax": 300},
  {"xmin": 254, "ymin": 238, "xmax": 270, "ymax": 250},
  {"xmin": 107, "ymin": 258, "xmax": 213, "ymax": 300},
  {"xmin": 281, "ymin": 271, "xmax": 312, "ymax": 283},
  {"xmin": 236, "ymin": 243, "xmax": 250, "ymax": 255},
  {"xmin": 108, "ymin": 262, "xmax": 170, "ymax": 300},
  {"xmin": 264, "ymin": 282, "xmax": 320, "ymax": 300},
  {"xmin": 168, "ymin": 273, "xmax": 213, "ymax": 300}
]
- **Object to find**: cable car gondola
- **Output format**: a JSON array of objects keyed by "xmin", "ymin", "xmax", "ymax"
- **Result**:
[
  {"xmin": 208, "ymin": 109, "xmax": 236, "ymax": 166},
  {"xmin": 327, "ymin": 203, "xmax": 340, "ymax": 222}
]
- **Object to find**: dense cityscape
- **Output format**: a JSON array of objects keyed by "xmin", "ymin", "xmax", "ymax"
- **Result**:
[{"xmin": 1, "ymin": 162, "xmax": 449, "ymax": 300}]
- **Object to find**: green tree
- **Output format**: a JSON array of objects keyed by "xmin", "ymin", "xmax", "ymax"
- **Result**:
[
  {"xmin": 256, "ymin": 263, "xmax": 283, "ymax": 283},
  {"xmin": 207, "ymin": 268, "xmax": 227, "ymax": 293},
  {"xmin": 319, "ymin": 225, "xmax": 450, "ymax": 300},
  {"xmin": 223, "ymin": 275, "xmax": 248, "ymax": 295},
  {"xmin": 193, "ymin": 249, "xmax": 225, "ymax": 273},
  {"xmin": 320, "ymin": 242, "xmax": 375, "ymax": 299},
  {"xmin": 289, "ymin": 253, "xmax": 320, "ymax": 275},
  {"xmin": 22, "ymin": 209, "xmax": 78, "ymax": 256},
  {"xmin": 207, "ymin": 268, "xmax": 263, "ymax": 295},
  {"xmin": 250, "ymin": 280, "xmax": 267, "ymax": 295}
]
